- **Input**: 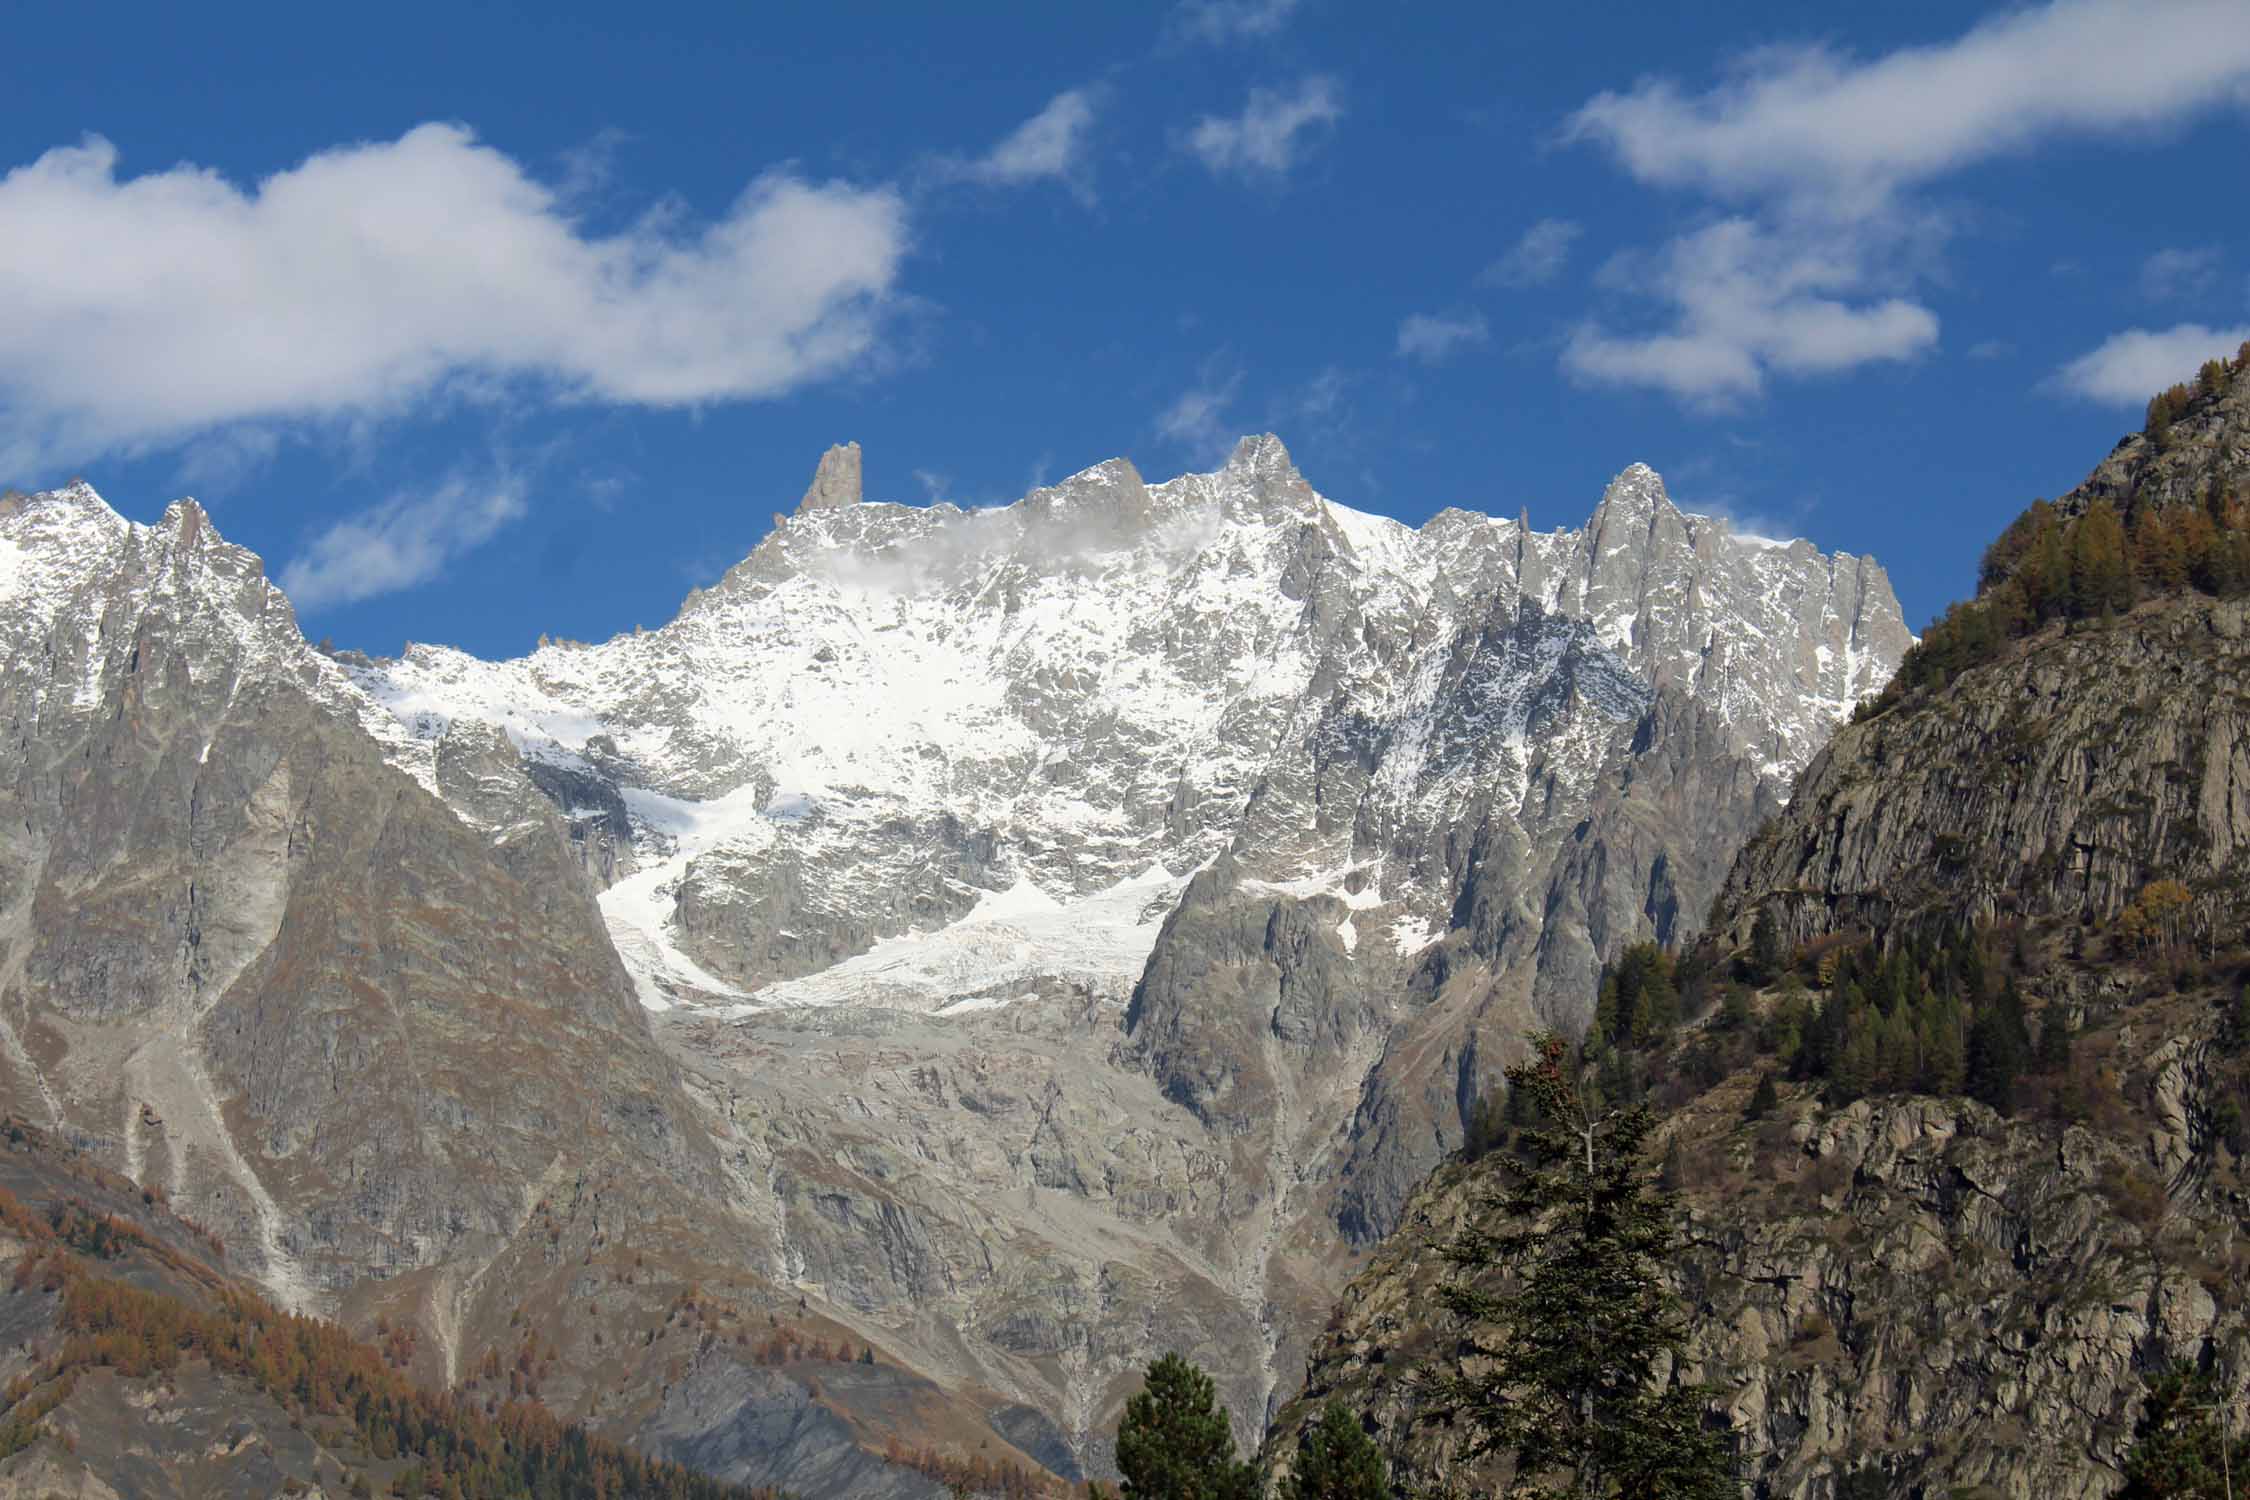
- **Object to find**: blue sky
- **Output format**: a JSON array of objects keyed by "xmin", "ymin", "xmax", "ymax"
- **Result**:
[{"xmin": 4, "ymin": 0, "xmax": 2248, "ymax": 657}]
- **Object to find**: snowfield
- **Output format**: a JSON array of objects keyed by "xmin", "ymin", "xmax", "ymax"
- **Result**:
[{"xmin": 335, "ymin": 436, "xmax": 1911, "ymax": 1013}]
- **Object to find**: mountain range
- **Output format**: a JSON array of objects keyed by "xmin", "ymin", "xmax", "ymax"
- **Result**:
[{"xmin": 0, "ymin": 436, "xmax": 1910, "ymax": 1492}]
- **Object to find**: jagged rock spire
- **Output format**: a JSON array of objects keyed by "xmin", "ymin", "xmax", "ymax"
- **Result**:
[{"xmin": 797, "ymin": 442, "xmax": 863, "ymax": 514}]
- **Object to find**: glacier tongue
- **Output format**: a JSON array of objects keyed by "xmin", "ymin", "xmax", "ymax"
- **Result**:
[{"xmin": 721, "ymin": 863, "xmax": 1186, "ymax": 1017}]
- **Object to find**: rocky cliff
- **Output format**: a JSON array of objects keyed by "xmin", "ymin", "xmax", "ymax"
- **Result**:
[
  {"xmin": 1719, "ymin": 593, "xmax": 2250, "ymax": 952},
  {"xmin": 1718, "ymin": 358, "xmax": 2250, "ymax": 954},
  {"xmin": 1281, "ymin": 970, "xmax": 2250, "ymax": 1498},
  {"xmin": 1281, "ymin": 363, "xmax": 2250, "ymax": 1497}
]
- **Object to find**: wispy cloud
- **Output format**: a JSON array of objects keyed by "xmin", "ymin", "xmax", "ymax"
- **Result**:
[
  {"xmin": 1396, "ymin": 311, "xmax": 1490, "ymax": 364},
  {"xmin": 1564, "ymin": 0, "xmax": 2250, "ymax": 210},
  {"xmin": 1555, "ymin": 0, "xmax": 2250, "ymax": 406},
  {"xmin": 1170, "ymin": 0, "xmax": 1302, "ymax": 45},
  {"xmin": 1480, "ymin": 218, "xmax": 1582, "ymax": 289},
  {"xmin": 1183, "ymin": 76, "xmax": 1343, "ymax": 178},
  {"xmin": 940, "ymin": 87, "xmax": 1104, "ymax": 203},
  {"xmin": 2139, "ymin": 245, "xmax": 2222, "ymax": 301},
  {"xmin": 0, "ymin": 125, "xmax": 907, "ymax": 474},
  {"xmin": 1155, "ymin": 369, "xmax": 1245, "ymax": 466},
  {"xmin": 1561, "ymin": 218, "xmax": 1938, "ymax": 406},
  {"xmin": 279, "ymin": 468, "xmax": 530, "ymax": 610},
  {"xmin": 2050, "ymin": 322, "xmax": 2250, "ymax": 405}
]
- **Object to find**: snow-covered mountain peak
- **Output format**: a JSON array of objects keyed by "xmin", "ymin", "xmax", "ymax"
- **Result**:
[
  {"xmin": 0, "ymin": 482, "xmax": 267, "ymax": 627},
  {"xmin": 331, "ymin": 435, "xmax": 1912, "ymax": 1008},
  {"xmin": 1222, "ymin": 431, "xmax": 1302, "ymax": 484},
  {"xmin": 0, "ymin": 483, "xmax": 448, "ymax": 793}
]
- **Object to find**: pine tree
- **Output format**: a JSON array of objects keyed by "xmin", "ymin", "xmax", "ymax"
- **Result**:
[
  {"xmin": 1116, "ymin": 1354, "xmax": 1258, "ymax": 1500},
  {"xmin": 2119, "ymin": 1369, "xmax": 2249, "ymax": 1498},
  {"xmin": 2221, "ymin": 985, "xmax": 2250, "ymax": 1057},
  {"xmin": 1279, "ymin": 1403, "xmax": 1388, "ymax": 1500},
  {"xmin": 1743, "ymin": 1073, "xmax": 1779, "ymax": 1122},
  {"xmin": 2067, "ymin": 501, "xmax": 2133, "ymax": 617},
  {"xmin": 1919, "ymin": 1008, "xmax": 1966, "ymax": 1097},
  {"xmin": 1965, "ymin": 1006, "xmax": 2020, "ymax": 1114},
  {"xmin": 1745, "ymin": 909, "xmax": 1785, "ymax": 986},
  {"xmin": 1423, "ymin": 1035, "xmax": 1736, "ymax": 1498},
  {"xmin": 1828, "ymin": 1011, "xmax": 1877, "ymax": 1105},
  {"xmin": 2136, "ymin": 504, "xmax": 2190, "ymax": 592}
]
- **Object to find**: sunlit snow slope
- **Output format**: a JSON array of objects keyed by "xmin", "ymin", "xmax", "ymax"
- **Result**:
[{"xmin": 351, "ymin": 435, "xmax": 1911, "ymax": 1010}]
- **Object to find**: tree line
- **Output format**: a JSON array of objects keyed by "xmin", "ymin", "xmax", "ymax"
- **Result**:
[
  {"xmin": 1866, "ymin": 351, "xmax": 2250, "ymax": 712},
  {"xmin": 0, "ymin": 1183, "xmax": 782, "ymax": 1500}
]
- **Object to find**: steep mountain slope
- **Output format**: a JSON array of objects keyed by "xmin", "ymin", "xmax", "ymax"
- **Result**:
[
  {"xmin": 0, "ymin": 484, "xmax": 727, "ymax": 1310},
  {"xmin": 1279, "ymin": 362, "xmax": 2250, "ymax": 1499},
  {"xmin": 0, "ymin": 439, "xmax": 1904, "ymax": 1493},
  {"xmin": 0, "ymin": 1118, "xmax": 773, "ymax": 1500},
  {"xmin": 1721, "ymin": 591, "xmax": 2249, "ymax": 949},
  {"xmin": 1283, "ymin": 972, "xmax": 2250, "ymax": 1499},
  {"xmin": 0, "ymin": 485, "xmax": 991, "ymax": 1498},
  {"xmin": 1718, "ymin": 362, "xmax": 2250, "ymax": 951}
]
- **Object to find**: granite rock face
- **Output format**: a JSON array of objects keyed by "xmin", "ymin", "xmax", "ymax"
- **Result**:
[
  {"xmin": 796, "ymin": 440, "xmax": 863, "ymax": 514},
  {"xmin": 1720, "ymin": 594, "xmax": 2250, "ymax": 952},
  {"xmin": 1280, "ymin": 1014, "xmax": 2250, "ymax": 1500},
  {"xmin": 1719, "ymin": 366, "xmax": 2250, "ymax": 955},
  {"xmin": 0, "ymin": 482, "xmax": 733, "ymax": 1380}
]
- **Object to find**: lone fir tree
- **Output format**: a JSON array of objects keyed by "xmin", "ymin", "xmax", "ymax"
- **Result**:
[
  {"xmin": 2120, "ymin": 1368, "xmax": 2249, "ymax": 1499},
  {"xmin": 1280, "ymin": 1402, "xmax": 1389, "ymax": 1500},
  {"xmin": 1116, "ymin": 1353, "xmax": 1259, "ymax": 1500},
  {"xmin": 1423, "ymin": 1034, "xmax": 1736, "ymax": 1499}
]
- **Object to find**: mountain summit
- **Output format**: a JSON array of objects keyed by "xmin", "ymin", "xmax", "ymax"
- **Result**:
[{"xmin": 351, "ymin": 439, "xmax": 1907, "ymax": 1008}]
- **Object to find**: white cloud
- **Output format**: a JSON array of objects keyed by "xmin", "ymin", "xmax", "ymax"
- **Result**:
[
  {"xmin": 1555, "ymin": 1, "xmax": 2250, "ymax": 407},
  {"xmin": 1562, "ymin": 218, "xmax": 1937, "ymax": 405},
  {"xmin": 2139, "ymin": 245, "xmax": 2222, "ymax": 301},
  {"xmin": 948, "ymin": 88, "xmax": 1103, "ymax": 201},
  {"xmin": 1184, "ymin": 76, "xmax": 1343, "ymax": 177},
  {"xmin": 1155, "ymin": 371, "xmax": 1244, "ymax": 465},
  {"xmin": 0, "ymin": 125, "xmax": 908, "ymax": 471},
  {"xmin": 2051, "ymin": 322, "xmax": 2250, "ymax": 405},
  {"xmin": 1564, "ymin": 0, "xmax": 2250, "ymax": 212},
  {"xmin": 1396, "ymin": 311, "xmax": 1489, "ymax": 363},
  {"xmin": 279, "ymin": 469, "xmax": 529, "ymax": 610},
  {"xmin": 1172, "ymin": 0, "xmax": 1302, "ymax": 44},
  {"xmin": 1480, "ymin": 218, "xmax": 1582, "ymax": 289}
]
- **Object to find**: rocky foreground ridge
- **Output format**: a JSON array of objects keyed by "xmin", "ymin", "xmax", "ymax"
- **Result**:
[
  {"xmin": 1279, "ymin": 361, "xmax": 2250, "ymax": 1496},
  {"xmin": 0, "ymin": 441, "xmax": 1905, "ymax": 1494}
]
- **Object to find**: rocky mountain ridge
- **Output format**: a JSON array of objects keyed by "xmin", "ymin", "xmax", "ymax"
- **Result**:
[
  {"xmin": 348, "ymin": 436, "xmax": 1903, "ymax": 1012},
  {"xmin": 0, "ymin": 440, "xmax": 1906, "ymax": 1493}
]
